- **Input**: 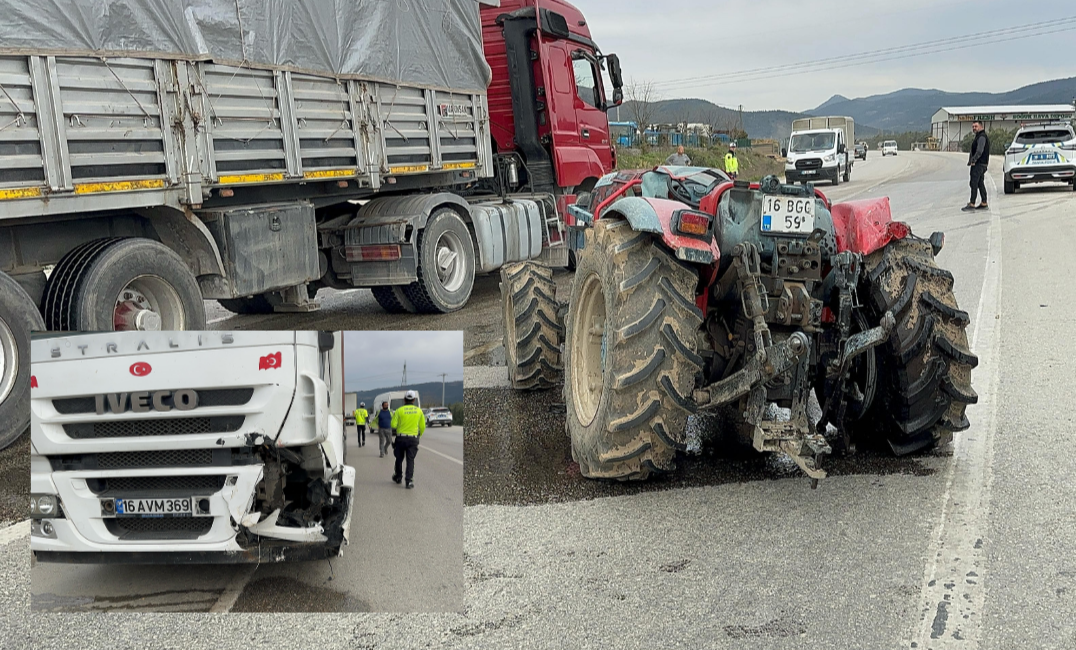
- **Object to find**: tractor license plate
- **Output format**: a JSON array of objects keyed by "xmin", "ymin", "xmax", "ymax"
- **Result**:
[
  {"xmin": 761, "ymin": 196, "xmax": 815, "ymax": 234},
  {"xmin": 1030, "ymin": 152, "xmax": 1058, "ymax": 163},
  {"xmin": 115, "ymin": 497, "xmax": 192, "ymax": 517}
]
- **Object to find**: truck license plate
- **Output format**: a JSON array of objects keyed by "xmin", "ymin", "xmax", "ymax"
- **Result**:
[
  {"xmin": 761, "ymin": 196, "xmax": 815, "ymax": 234},
  {"xmin": 116, "ymin": 497, "xmax": 192, "ymax": 517}
]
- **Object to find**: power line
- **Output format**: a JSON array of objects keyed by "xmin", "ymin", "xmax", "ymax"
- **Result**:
[{"xmin": 649, "ymin": 16, "xmax": 1076, "ymax": 92}]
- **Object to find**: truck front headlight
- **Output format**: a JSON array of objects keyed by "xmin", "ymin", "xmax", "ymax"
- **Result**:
[
  {"xmin": 30, "ymin": 494, "xmax": 63, "ymax": 519},
  {"xmin": 824, "ymin": 154, "xmax": 836, "ymax": 163}
]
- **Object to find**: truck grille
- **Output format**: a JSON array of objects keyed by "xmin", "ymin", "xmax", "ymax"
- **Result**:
[
  {"xmin": 63, "ymin": 416, "xmax": 245, "ymax": 439},
  {"xmin": 48, "ymin": 447, "xmax": 256, "ymax": 471},
  {"xmin": 86, "ymin": 475, "xmax": 227, "ymax": 496},
  {"xmin": 52, "ymin": 388, "xmax": 254, "ymax": 414},
  {"xmin": 795, "ymin": 158, "xmax": 823, "ymax": 170},
  {"xmin": 105, "ymin": 517, "xmax": 214, "ymax": 541}
]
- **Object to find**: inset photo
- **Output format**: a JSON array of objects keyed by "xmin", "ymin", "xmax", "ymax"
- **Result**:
[{"xmin": 28, "ymin": 329, "xmax": 461, "ymax": 612}]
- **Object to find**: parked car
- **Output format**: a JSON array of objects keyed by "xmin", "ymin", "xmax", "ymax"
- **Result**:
[
  {"xmin": 854, "ymin": 142, "xmax": 868, "ymax": 160},
  {"xmin": 1003, "ymin": 122, "xmax": 1076, "ymax": 194},
  {"xmin": 427, "ymin": 407, "xmax": 454, "ymax": 427},
  {"xmin": 882, "ymin": 140, "xmax": 898, "ymax": 156}
]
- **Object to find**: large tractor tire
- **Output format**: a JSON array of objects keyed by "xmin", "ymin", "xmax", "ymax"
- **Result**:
[
  {"xmin": 403, "ymin": 208, "xmax": 475, "ymax": 314},
  {"xmin": 500, "ymin": 261, "xmax": 563, "ymax": 390},
  {"xmin": 42, "ymin": 238, "xmax": 205, "ymax": 331},
  {"xmin": 0, "ymin": 272, "xmax": 44, "ymax": 450},
  {"xmin": 858, "ymin": 237, "xmax": 977, "ymax": 454},
  {"xmin": 564, "ymin": 217, "xmax": 704, "ymax": 479}
]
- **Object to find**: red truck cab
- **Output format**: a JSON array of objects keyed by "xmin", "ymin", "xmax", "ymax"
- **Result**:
[{"xmin": 481, "ymin": 0, "xmax": 623, "ymax": 197}]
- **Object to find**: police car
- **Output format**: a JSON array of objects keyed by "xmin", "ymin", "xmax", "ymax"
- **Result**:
[
  {"xmin": 427, "ymin": 407, "xmax": 454, "ymax": 427},
  {"xmin": 1003, "ymin": 122, "xmax": 1076, "ymax": 194}
]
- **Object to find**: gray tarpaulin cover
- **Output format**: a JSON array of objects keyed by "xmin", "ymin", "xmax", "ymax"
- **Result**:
[{"xmin": 0, "ymin": 0, "xmax": 492, "ymax": 92}]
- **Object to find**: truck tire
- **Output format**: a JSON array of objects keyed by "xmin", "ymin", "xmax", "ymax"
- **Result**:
[
  {"xmin": 843, "ymin": 165, "xmax": 851, "ymax": 183},
  {"xmin": 403, "ymin": 208, "xmax": 475, "ymax": 313},
  {"xmin": 0, "ymin": 272, "xmax": 43, "ymax": 450},
  {"xmin": 43, "ymin": 238, "xmax": 205, "ymax": 331},
  {"xmin": 500, "ymin": 261, "xmax": 563, "ymax": 390},
  {"xmin": 857, "ymin": 238, "xmax": 977, "ymax": 454},
  {"xmin": 832, "ymin": 169, "xmax": 840, "ymax": 186},
  {"xmin": 564, "ymin": 217, "xmax": 703, "ymax": 479},
  {"xmin": 371, "ymin": 286, "xmax": 417, "ymax": 314}
]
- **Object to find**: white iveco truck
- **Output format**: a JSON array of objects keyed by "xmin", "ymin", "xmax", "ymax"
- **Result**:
[{"xmin": 29, "ymin": 330, "xmax": 354, "ymax": 563}]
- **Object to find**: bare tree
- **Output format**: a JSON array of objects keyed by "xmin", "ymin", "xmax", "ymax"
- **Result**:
[{"xmin": 624, "ymin": 78, "xmax": 661, "ymax": 149}]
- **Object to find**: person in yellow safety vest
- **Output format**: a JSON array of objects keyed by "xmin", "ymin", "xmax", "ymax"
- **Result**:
[
  {"xmin": 724, "ymin": 142, "xmax": 739, "ymax": 179},
  {"xmin": 353, "ymin": 402, "xmax": 369, "ymax": 447},
  {"xmin": 391, "ymin": 390, "xmax": 426, "ymax": 489}
]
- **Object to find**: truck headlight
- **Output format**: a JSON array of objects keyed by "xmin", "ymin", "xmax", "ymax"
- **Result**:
[
  {"xmin": 824, "ymin": 154, "xmax": 836, "ymax": 163},
  {"xmin": 30, "ymin": 519, "xmax": 58, "ymax": 539},
  {"xmin": 31, "ymin": 494, "xmax": 63, "ymax": 519}
]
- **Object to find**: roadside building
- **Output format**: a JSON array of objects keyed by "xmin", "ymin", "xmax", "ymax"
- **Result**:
[{"xmin": 931, "ymin": 104, "xmax": 1076, "ymax": 151}]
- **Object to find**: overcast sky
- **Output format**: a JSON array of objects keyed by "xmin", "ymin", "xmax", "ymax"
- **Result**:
[
  {"xmin": 582, "ymin": 0, "xmax": 1074, "ymax": 112},
  {"xmin": 343, "ymin": 331, "xmax": 463, "ymax": 392}
]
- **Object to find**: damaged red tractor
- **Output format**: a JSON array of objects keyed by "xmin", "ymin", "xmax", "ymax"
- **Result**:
[{"xmin": 501, "ymin": 166, "xmax": 977, "ymax": 483}]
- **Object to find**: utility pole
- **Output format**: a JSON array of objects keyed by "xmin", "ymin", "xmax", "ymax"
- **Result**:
[
  {"xmin": 439, "ymin": 373, "xmax": 447, "ymax": 406},
  {"xmin": 401, "ymin": 360, "xmax": 407, "ymax": 387}
]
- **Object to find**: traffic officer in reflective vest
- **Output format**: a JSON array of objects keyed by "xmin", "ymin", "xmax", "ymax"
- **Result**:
[
  {"xmin": 724, "ymin": 142, "xmax": 739, "ymax": 179},
  {"xmin": 354, "ymin": 402, "xmax": 369, "ymax": 447},
  {"xmin": 391, "ymin": 390, "xmax": 426, "ymax": 489}
]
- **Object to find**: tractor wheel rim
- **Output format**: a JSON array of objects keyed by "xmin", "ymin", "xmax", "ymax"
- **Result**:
[
  {"xmin": 0, "ymin": 317, "xmax": 17, "ymax": 406},
  {"xmin": 435, "ymin": 231, "xmax": 465, "ymax": 292},
  {"xmin": 113, "ymin": 276, "xmax": 185, "ymax": 331},
  {"xmin": 571, "ymin": 272, "xmax": 606, "ymax": 426}
]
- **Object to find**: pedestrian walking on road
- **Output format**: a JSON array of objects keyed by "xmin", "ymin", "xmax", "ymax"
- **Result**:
[
  {"xmin": 354, "ymin": 402, "xmax": 369, "ymax": 447},
  {"xmin": 963, "ymin": 121, "xmax": 990, "ymax": 212},
  {"xmin": 391, "ymin": 390, "xmax": 426, "ymax": 489},
  {"xmin": 664, "ymin": 145, "xmax": 692, "ymax": 166},
  {"xmin": 724, "ymin": 142, "xmax": 739, "ymax": 180},
  {"xmin": 376, "ymin": 400, "xmax": 393, "ymax": 458}
]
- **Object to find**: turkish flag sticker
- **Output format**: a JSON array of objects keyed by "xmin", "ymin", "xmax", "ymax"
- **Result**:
[
  {"xmin": 129, "ymin": 362, "xmax": 152, "ymax": 377},
  {"xmin": 259, "ymin": 352, "xmax": 282, "ymax": 370},
  {"xmin": 30, "ymin": 376, "xmax": 38, "ymax": 389}
]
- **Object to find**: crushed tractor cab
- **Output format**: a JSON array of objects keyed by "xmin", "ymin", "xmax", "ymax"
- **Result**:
[{"xmin": 501, "ymin": 167, "xmax": 977, "ymax": 485}]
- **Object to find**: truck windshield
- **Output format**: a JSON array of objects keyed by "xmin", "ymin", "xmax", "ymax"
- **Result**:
[
  {"xmin": 1015, "ymin": 129, "xmax": 1073, "ymax": 145},
  {"xmin": 790, "ymin": 133, "xmax": 836, "ymax": 153}
]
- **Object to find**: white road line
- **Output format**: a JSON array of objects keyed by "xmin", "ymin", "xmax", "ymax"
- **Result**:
[
  {"xmin": 421, "ymin": 445, "xmax": 463, "ymax": 466},
  {"xmin": 0, "ymin": 520, "xmax": 29, "ymax": 546},
  {"xmin": 909, "ymin": 172, "xmax": 1002, "ymax": 648},
  {"xmin": 209, "ymin": 563, "xmax": 258, "ymax": 613},
  {"xmin": 206, "ymin": 315, "xmax": 231, "ymax": 324}
]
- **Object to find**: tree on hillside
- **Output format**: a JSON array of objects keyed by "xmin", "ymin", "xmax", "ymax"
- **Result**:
[{"xmin": 625, "ymin": 79, "xmax": 660, "ymax": 149}]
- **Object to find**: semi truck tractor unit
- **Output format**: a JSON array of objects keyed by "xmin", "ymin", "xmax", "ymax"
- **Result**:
[
  {"xmin": 0, "ymin": 0, "xmax": 623, "ymax": 449},
  {"xmin": 30, "ymin": 331, "xmax": 355, "ymax": 563},
  {"xmin": 502, "ymin": 170, "xmax": 977, "ymax": 484}
]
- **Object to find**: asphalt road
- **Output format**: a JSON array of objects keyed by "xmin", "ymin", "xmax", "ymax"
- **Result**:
[
  {"xmin": 27, "ymin": 425, "xmax": 463, "ymax": 614},
  {"xmin": 7, "ymin": 151, "xmax": 1075, "ymax": 648}
]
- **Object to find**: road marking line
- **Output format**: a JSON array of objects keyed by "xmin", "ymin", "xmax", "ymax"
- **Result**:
[
  {"xmin": 421, "ymin": 445, "xmax": 463, "ymax": 466},
  {"xmin": 835, "ymin": 155, "xmax": 915, "ymax": 202},
  {"xmin": 909, "ymin": 172, "xmax": 1002, "ymax": 648},
  {"xmin": 206, "ymin": 315, "xmax": 231, "ymax": 324},
  {"xmin": 0, "ymin": 520, "xmax": 29, "ymax": 546},
  {"xmin": 209, "ymin": 563, "xmax": 258, "ymax": 613},
  {"xmin": 464, "ymin": 340, "xmax": 502, "ymax": 361}
]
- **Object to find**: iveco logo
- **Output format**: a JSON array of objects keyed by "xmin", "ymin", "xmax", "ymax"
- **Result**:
[{"xmin": 95, "ymin": 390, "xmax": 199, "ymax": 415}]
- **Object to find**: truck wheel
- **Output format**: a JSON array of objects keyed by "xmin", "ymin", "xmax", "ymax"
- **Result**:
[
  {"xmin": 564, "ymin": 218, "xmax": 703, "ymax": 479},
  {"xmin": 43, "ymin": 238, "xmax": 205, "ymax": 331},
  {"xmin": 857, "ymin": 238, "xmax": 977, "ymax": 454},
  {"xmin": 500, "ymin": 261, "xmax": 563, "ymax": 390},
  {"xmin": 1003, "ymin": 179, "xmax": 1015, "ymax": 194},
  {"xmin": 0, "ymin": 272, "xmax": 43, "ymax": 450},
  {"xmin": 403, "ymin": 208, "xmax": 475, "ymax": 313},
  {"xmin": 843, "ymin": 166, "xmax": 851, "ymax": 182},
  {"xmin": 371, "ymin": 286, "xmax": 417, "ymax": 314},
  {"xmin": 832, "ymin": 169, "xmax": 840, "ymax": 186}
]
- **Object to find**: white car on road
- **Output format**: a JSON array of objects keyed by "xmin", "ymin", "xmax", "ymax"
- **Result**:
[
  {"xmin": 882, "ymin": 140, "xmax": 898, "ymax": 156},
  {"xmin": 427, "ymin": 407, "xmax": 454, "ymax": 427},
  {"xmin": 1003, "ymin": 122, "xmax": 1076, "ymax": 194}
]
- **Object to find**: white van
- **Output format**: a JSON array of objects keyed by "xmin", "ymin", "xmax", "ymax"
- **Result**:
[
  {"xmin": 372, "ymin": 390, "xmax": 422, "ymax": 416},
  {"xmin": 882, "ymin": 140, "xmax": 898, "ymax": 156}
]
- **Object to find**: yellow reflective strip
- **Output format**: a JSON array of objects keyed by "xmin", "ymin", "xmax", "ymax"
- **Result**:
[
  {"xmin": 442, "ymin": 161, "xmax": 476, "ymax": 170},
  {"xmin": 388, "ymin": 164, "xmax": 429, "ymax": 174},
  {"xmin": 74, "ymin": 179, "xmax": 166, "ymax": 195},
  {"xmin": 218, "ymin": 173, "xmax": 286, "ymax": 184},
  {"xmin": 0, "ymin": 186, "xmax": 43, "ymax": 200},
  {"xmin": 303, "ymin": 169, "xmax": 357, "ymax": 179}
]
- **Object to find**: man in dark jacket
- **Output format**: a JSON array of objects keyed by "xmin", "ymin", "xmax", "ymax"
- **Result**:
[{"xmin": 963, "ymin": 121, "xmax": 990, "ymax": 211}]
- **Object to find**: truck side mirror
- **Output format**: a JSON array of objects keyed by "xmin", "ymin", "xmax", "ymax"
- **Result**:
[
  {"xmin": 781, "ymin": 148, "xmax": 787, "ymax": 157},
  {"xmin": 838, "ymin": 143, "xmax": 846, "ymax": 154},
  {"xmin": 606, "ymin": 53, "xmax": 623, "ymax": 90}
]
